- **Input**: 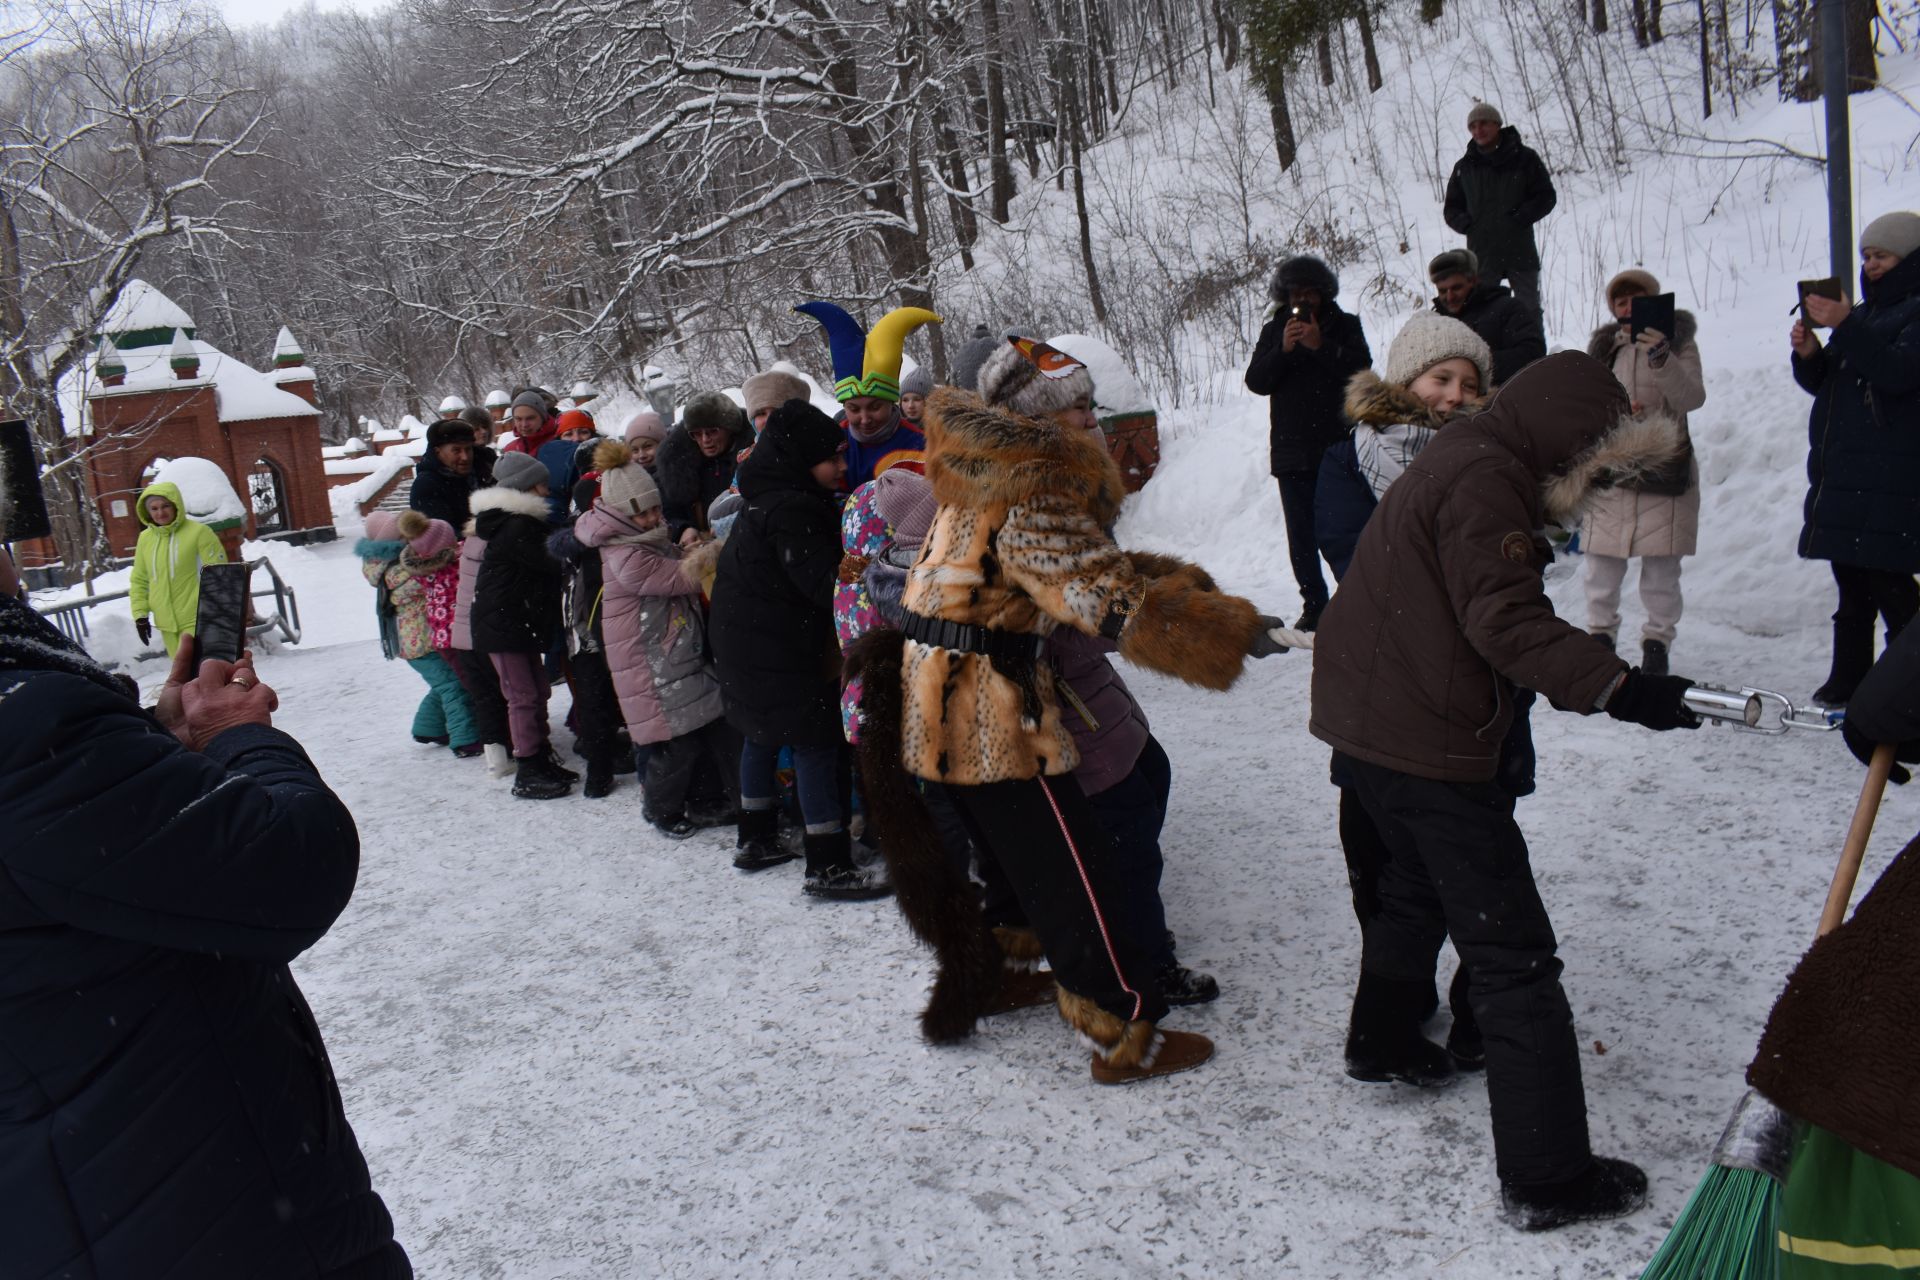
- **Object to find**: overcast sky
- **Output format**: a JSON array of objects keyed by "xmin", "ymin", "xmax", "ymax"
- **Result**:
[{"xmin": 214, "ymin": 0, "xmax": 382, "ymax": 30}]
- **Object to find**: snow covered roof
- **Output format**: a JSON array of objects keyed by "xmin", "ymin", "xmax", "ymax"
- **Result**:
[
  {"xmin": 400, "ymin": 414, "xmax": 431, "ymax": 438},
  {"xmin": 273, "ymin": 325, "xmax": 303, "ymax": 358},
  {"xmin": 59, "ymin": 336, "xmax": 322, "ymax": 436},
  {"xmin": 1048, "ymin": 333, "xmax": 1153, "ymax": 415},
  {"xmin": 569, "ymin": 380, "xmax": 598, "ymax": 400},
  {"xmin": 151, "ymin": 456, "xmax": 247, "ymax": 526},
  {"xmin": 272, "ymin": 366, "xmax": 316, "ymax": 384},
  {"xmin": 484, "ymin": 389, "xmax": 510, "ymax": 408},
  {"xmin": 99, "ymin": 280, "xmax": 194, "ymax": 346},
  {"xmin": 439, "ymin": 395, "xmax": 467, "ymax": 413}
]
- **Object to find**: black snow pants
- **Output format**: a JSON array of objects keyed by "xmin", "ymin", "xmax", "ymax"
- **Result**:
[
  {"xmin": 1345, "ymin": 756, "xmax": 1591, "ymax": 1186},
  {"xmin": 644, "ymin": 720, "xmax": 742, "ymax": 820},
  {"xmin": 448, "ymin": 647, "xmax": 509, "ymax": 747},
  {"xmin": 943, "ymin": 772, "xmax": 1169, "ymax": 1026}
]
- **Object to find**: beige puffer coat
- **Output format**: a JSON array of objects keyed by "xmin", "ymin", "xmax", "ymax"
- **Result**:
[{"xmin": 1580, "ymin": 313, "xmax": 1706, "ymax": 557}]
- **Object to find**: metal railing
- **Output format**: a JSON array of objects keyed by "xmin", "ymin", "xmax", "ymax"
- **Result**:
[{"xmin": 35, "ymin": 556, "xmax": 301, "ymax": 656}]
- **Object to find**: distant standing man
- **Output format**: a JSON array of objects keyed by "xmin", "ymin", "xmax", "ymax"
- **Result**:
[
  {"xmin": 1244, "ymin": 254, "xmax": 1373, "ymax": 631},
  {"xmin": 1443, "ymin": 103, "xmax": 1557, "ymax": 315},
  {"xmin": 1429, "ymin": 249, "xmax": 1546, "ymax": 388}
]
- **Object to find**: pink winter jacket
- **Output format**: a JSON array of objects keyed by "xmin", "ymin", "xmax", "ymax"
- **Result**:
[
  {"xmin": 451, "ymin": 528, "xmax": 487, "ymax": 651},
  {"xmin": 575, "ymin": 505, "xmax": 724, "ymax": 746}
]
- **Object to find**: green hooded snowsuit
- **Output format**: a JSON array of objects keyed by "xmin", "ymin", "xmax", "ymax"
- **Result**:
[{"xmin": 128, "ymin": 480, "xmax": 227, "ymax": 654}]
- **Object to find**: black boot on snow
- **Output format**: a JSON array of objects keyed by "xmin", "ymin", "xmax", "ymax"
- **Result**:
[
  {"xmin": 733, "ymin": 808, "xmax": 796, "ymax": 872},
  {"xmin": 1295, "ymin": 600, "xmax": 1325, "ymax": 632},
  {"xmin": 1344, "ymin": 971, "xmax": 1456, "ymax": 1087},
  {"xmin": 647, "ymin": 812, "xmax": 697, "ymax": 840},
  {"xmin": 1812, "ymin": 618, "xmax": 1875, "ymax": 707},
  {"xmin": 1590, "ymin": 631, "xmax": 1615, "ymax": 651},
  {"xmin": 1158, "ymin": 961, "xmax": 1221, "ymax": 1006},
  {"xmin": 1641, "ymin": 639, "xmax": 1669, "ymax": 677},
  {"xmin": 1500, "ymin": 1156, "xmax": 1649, "ymax": 1232},
  {"xmin": 686, "ymin": 799, "xmax": 740, "ymax": 829},
  {"xmin": 582, "ymin": 757, "xmax": 614, "ymax": 799},
  {"xmin": 512, "ymin": 754, "xmax": 573, "ymax": 800},
  {"xmin": 801, "ymin": 830, "xmax": 892, "ymax": 901},
  {"xmin": 543, "ymin": 746, "xmax": 581, "ymax": 783},
  {"xmin": 1445, "ymin": 963, "xmax": 1485, "ymax": 1072}
]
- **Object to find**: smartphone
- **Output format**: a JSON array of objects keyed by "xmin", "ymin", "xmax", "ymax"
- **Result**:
[
  {"xmin": 192, "ymin": 562, "xmax": 251, "ymax": 674},
  {"xmin": 1796, "ymin": 277, "xmax": 1845, "ymax": 326},
  {"xmin": 1628, "ymin": 292, "xmax": 1676, "ymax": 341}
]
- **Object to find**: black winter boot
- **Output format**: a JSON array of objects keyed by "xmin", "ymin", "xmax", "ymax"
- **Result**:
[
  {"xmin": 512, "ymin": 753, "xmax": 573, "ymax": 800},
  {"xmin": 1500, "ymin": 1156, "xmax": 1649, "ymax": 1232},
  {"xmin": 1295, "ymin": 600, "xmax": 1325, "ymax": 632},
  {"xmin": 733, "ymin": 808, "xmax": 796, "ymax": 871},
  {"xmin": 1345, "ymin": 971, "xmax": 1456, "ymax": 1087},
  {"xmin": 582, "ymin": 756, "xmax": 615, "ymax": 799},
  {"xmin": 1812, "ymin": 617, "xmax": 1875, "ymax": 707},
  {"xmin": 1157, "ymin": 960, "xmax": 1220, "ymax": 1006},
  {"xmin": 801, "ymin": 830, "xmax": 892, "ymax": 901},
  {"xmin": 1590, "ymin": 631, "xmax": 1614, "ymax": 651},
  {"xmin": 1445, "ymin": 963, "xmax": 1484, "ymax": 1072},
  {"xmin": 1641, "ymin": 639, "xmax": 1669, "ymax": 677},
  {"xmin": 544, "ymin": 746, "xmax": 581, "ymax": 783}
]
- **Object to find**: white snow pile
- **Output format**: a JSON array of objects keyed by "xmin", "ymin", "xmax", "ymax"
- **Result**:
[
  {"xmin": 1048, "ymin": 332, "xmax": 1153, "ymax": 414},
  {"xmin": 98, "ymin": 278, "xmax": 194, "ymax": 335},
  {"xmin": 151, "ymin": 456, "xmax": 247, "ymax": 527},
  {"xmin": 326, "ymin": 451, "xmax": 412, "ymax": 520}
]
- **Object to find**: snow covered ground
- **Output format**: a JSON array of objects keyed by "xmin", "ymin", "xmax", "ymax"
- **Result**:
[{"xmin": 106, "ymin": 332, "xmax": 1912, "ymax": 1276}]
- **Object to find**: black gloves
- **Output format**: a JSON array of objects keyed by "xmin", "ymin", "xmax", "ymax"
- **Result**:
[
  {"xmin": 1841, "ymin": 720, "xmax": 1914, "ymax": 785},
  {"xmin": 1247, "ymin": 615, "xmax": 1290, "ymax": 658},
  {"xmin": 1605, "ymin": 670, "xmax": 1700, "ymax": 731},
  {"xmin": 135, "ymin": 617, "xmax": 153, "ymax": 646}
]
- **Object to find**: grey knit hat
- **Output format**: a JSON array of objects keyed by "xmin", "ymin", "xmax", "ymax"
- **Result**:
[
  {"xmin": 1428, "ymin": 248, "xmax": 1479, "ymax": 281},
  {"xmin": 1384, "ymin": 313, "xmax": 1493, "ymax": 391},
  {"xmin": 899, "ymin": 365, "xmax": 934, "ymax": 399},
  {"xmin": 1467, "ymin": 102, "xmax": 1502, "ymax": 127},
  {"xmin": 510, "ymin": 390, "xmax": 548, "ymax": 415},
  {"xmin": 491, "ymin": 451, "xmax": 547, "ymax": 492},
  {"xmin": 976, "ymin": 337, "xmax": 1094, "ymax": 418},
  {"xmin": 1860, "ymin": 211, "xmax": 1920, "ymax": 260}
]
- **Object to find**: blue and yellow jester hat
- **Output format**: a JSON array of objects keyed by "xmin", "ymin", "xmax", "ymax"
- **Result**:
[{"xmin": 795, "ymin": 301, "xmax": 943, "ymax": 403}]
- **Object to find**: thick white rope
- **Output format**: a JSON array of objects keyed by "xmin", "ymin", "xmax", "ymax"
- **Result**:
[{"xmin": 1269, "ymin": 627, "xmax": 1315, "ymax": 651}]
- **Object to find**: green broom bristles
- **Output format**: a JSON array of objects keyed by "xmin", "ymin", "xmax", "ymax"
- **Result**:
[{"xmin": 1640, "ymin": 1164, "xmax": 1781, "ymax": 1280}]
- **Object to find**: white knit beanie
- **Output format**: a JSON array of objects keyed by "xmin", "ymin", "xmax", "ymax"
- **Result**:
[
  {"xmin": 1384, "ymin": 313, "xmax": 1494, "ymax": 391},
  {"xmin": 592, "ymin": 440, "xmax": 660, "ymax": 515}
]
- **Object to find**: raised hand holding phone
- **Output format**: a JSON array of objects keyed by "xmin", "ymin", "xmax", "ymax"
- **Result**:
[{"xmin": 191, "ymin": 562, "xmax": 251, "ymax": 675}]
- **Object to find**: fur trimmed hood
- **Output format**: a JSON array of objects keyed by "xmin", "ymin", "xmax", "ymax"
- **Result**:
[
  {"xmin": 1343, "ymin": 370, "xmax": 1472, "ymax": 430},
  {"xmin": 1586, "ymin": 309, "xmax": 1698, "ymax": 362},
  {"xmin": 468, "ymin": 486, "xmax": 552, "ymax": 522},
  {"xmin": 1540, "ymin": 410, "xmax": 1685, "ymax": 524},
  {"xmin": 922, "ymin": 385, "xmax": 1126, "ymax": 527}
]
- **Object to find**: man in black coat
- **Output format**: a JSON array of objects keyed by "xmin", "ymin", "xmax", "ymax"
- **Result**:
[
  {"xmin": 409, "ymin": 417, "xmax": 491, "ymax": 530},
  {"xmin": 1429, "ymin": 248, "xmax": 1546, "ymax": 387},
  {"xmin": 656, "ymin": 390, "xmax": 748, "ymax": 543},
  {"xmin": 1244, "ymin": 253, "xmax": 1373, "ymax": 629},
  {"xmin": 1443, "ymin": 103, "xmax": 1558, "ymax": 314},
  {"xmin": 0, "ymin": 565, "xmax": 409, "ymax": 1279}
]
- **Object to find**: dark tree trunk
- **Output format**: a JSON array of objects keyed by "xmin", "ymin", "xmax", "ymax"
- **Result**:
[
  {"xmin": 1699, "ymin": 0, "xmax": 1713, "ymax": 113},
  {"xmin": 1420, "ymin": 0, "xmax": 1444, "ymax": 20},
  {"xmin": 1593, "ymin": 0, "xmax": 1609, "ymax": 32},
  {"xmin": 1064, "ymin": 76, "xmax": 1107, "ymax": 325},
  {"xmin": 1316, "ymin": 30, "xmax": 1335, "ymax": 85},
  {"xmin": 1266, "ymin": 62, "xmax": 1297, "ymax": 171},
  {"xmin": 1630, "ymin": 0, "xmax": 1651, "ymax": 45},
  {"xmin": 1649, "ymin": 0, "xmax": 1664, "ymax": 38},
  {"xmin": 980, "ymin": 0, "xmax": 1016, "ymax": 221},
  {"xmin": 1356, "ymin": 2, "xmax": 1384, "ymax": 91}
]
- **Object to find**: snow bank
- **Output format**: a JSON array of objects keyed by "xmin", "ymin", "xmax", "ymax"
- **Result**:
[
  {"xmin": 151, "ymin": 456, "xmax": 248, "ymax": 527},
  {"xmin": 1048, "ymin": 333, "xmax": 1153, "ymax": 414},
  {"xmin": 328, "ymin": 452, "xmax": 413, "ymax": 521}
]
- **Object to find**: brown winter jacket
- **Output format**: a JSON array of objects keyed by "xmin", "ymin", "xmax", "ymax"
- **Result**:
[
  {"xmin": 1309, "ymin": 352, "xmax": 1682, "ymax": 783},
  {"xmin": 1748, "ymin": 832, "xmax": 1920, "ymax": 1181},
  {"xmin": 899, "ymin": 387, "xmax": 1262, "ymax": 785}
]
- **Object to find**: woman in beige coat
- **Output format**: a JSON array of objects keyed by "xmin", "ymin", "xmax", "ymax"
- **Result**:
[{"xmin": 1581, "ymin": 269, "xmax": 1706, "ymax": 675}]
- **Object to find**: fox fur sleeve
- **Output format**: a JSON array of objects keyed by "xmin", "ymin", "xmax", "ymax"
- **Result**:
[{"xmin": 1000, "ymin": 496, "xmax": 1259, "ymax": 690}]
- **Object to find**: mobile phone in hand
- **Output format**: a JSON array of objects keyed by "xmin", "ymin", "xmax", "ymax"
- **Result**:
[
  {"xmin": 1628, "ymin": 292, "xmax": 1675, "ymax": 341},
  {"xmin": 1796, "ymin": 277, "xmax": 1844, "ymax": 327},
  {"xmin": 192, "ymin": 562, "xmax": 251, "ymax": 674}
]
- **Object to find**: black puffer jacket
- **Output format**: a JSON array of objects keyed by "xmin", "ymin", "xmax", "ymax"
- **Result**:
[
  {"xmin": 1244, "ymin": 259, "xmax": 1373, "ymax": 473},
  {"xmin": 0, "ymin": 596, "xmax": 408, "ymax": 1280},
  {"xmin": 1442, "ymin": 282, "xmax": 1546, "ymax": 386},
  {"xmin": 469, "ymin": 486, "xmax": 565, "ymax": 654},
  {"xmin": 1794, "ymin": 253, "xmax": 1920, "ymax": 574},
  {"xmin": 709, "ymin": 405, "xmax": 845, "ymax": 748},
  {"xmin": 655, "ymin": 426, "xmax": 745, "ymax": 540},
  {"xmin": 407, "ymin": 445, "xmax": 491, "ymax": 530},
  {"xmin": 1442, "ymin": 126, "xmax": 1558, "ymax": 281}
]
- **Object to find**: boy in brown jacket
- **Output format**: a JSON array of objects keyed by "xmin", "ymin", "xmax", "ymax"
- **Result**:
[{"xmin": 1310, "ymin": 351, "xmax": 1699, "ymax": 1230}]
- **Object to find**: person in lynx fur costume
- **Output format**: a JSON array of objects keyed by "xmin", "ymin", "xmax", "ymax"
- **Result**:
[{"xmin": 848, "ymin": 336, "xmax": 1287, "ymax": 1084}]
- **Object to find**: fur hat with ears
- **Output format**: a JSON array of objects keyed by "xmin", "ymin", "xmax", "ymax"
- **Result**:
[
  {"xmin": 1428, "ymin": 248, "xmax": 1479, "ymax": 282},
  {"xmin": 681, "ymin": 390, "xmax": 744, "ymax": 437},
  {"xmin": 1269, "ymin": 255, "xmax": 1340, "ymax": 303},
  {"xmin": 976, "ymin": 336, "xmax": 1095, "ymax": 419},
  {"xmin": 397, "ymin": 508, "xmax": 458, "ymax": 557},
  {"xmin": 1860, "ymin": 211, "xmax": 1920, "ymax": 260},
  {"xmin": 491, "ymin": 451, "xmax": 547, "ymax": 492},
  {"xmin": 1384, "ymin": 312, "xmax": 1494, "ymax": 391},
  {"xmin": 741, "ymin": 370, "xmax": 810, "ymax": 421},
  {"xmin": 592, "ymin": 440, "xmax": 660, "ymax": 515},
  {"xmin": 426, "ymin": 418, "xmax": 472, "ymax": 450},
  {"xmin": 1467, "ymin": 101, "xmax": 1502, "ymax": 127},
  {"xmin": 458, "ymin": 405, "xmax": 494, "ymax": 434},
  {"xmin": 1606, "ymin": 268, "xmax": 1661, "ymax": 301}
]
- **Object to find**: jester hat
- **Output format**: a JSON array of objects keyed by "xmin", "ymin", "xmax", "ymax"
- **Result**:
[{"xmin": 795, "ymin": 301, "xmax": 942, "ymax": 403}]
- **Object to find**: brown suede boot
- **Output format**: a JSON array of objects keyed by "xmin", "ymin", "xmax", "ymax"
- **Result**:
[{"xmin": 1058, "ymin": 988, "xmax": 1214, "ymax": 1085}]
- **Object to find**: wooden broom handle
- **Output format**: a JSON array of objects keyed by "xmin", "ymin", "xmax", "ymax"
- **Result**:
[{"xmin": 1818, "ymin": 742, "xmax": 1898, "ymax": 937}]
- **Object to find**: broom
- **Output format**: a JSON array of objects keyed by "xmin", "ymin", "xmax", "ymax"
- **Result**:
[{"xmin": 1639, "ymin": 741, "xmax": 1897, "ymax": 1279}]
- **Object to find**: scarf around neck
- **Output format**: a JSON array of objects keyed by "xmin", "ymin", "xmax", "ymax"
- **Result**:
[
  {"xmin": 847, "ymin": 405, "xmax": 901, "ymax": 446},
  {"xmin": 1354, "ymin": 422, "xmax": 1437, "ymax": 502}
]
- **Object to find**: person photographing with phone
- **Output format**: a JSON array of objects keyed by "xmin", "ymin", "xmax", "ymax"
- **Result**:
[
  {"xmin": 1244, "ymin": 254, "xmax": 1373, "ymax": 631},
  {"xmin": 1790, "ymin": 210, "xmax": 1920, "ymax": 709},
  {"xmin": 0, "ymin": 541, "xmax": 412, "ymax": 1278},
  {"xmin": 128, "ymin": 478, "xmax": 226, "ymax": 656}
]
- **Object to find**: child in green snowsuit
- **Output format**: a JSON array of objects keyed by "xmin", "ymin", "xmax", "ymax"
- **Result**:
[{"xmin": 128, "ymin": 481, "xmax": 226, "ymax": 656}]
